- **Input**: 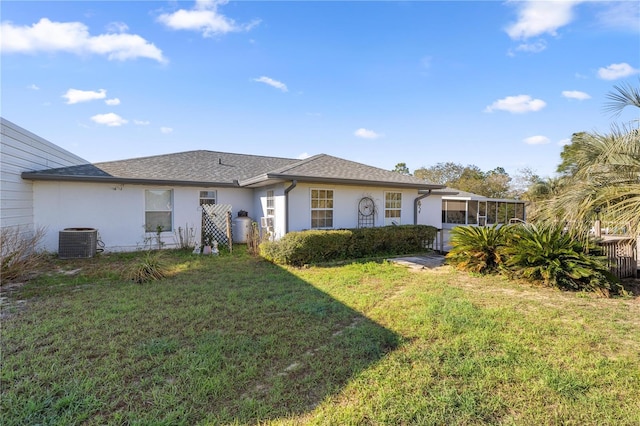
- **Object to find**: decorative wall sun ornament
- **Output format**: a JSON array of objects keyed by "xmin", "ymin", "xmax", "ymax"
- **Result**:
[{"xmin": 358, "ymin": 196, "xmax": 376, "ymax": 228}]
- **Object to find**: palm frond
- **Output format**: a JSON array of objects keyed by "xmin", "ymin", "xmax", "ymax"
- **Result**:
[{"xmin": 604, "ymin": 78, "xmax": 640, "ymax": 117}]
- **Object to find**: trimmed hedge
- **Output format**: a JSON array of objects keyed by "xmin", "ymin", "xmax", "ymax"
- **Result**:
[{"xmin": 260, "ymin": 225, "xmax": 438, "ymax": 266}]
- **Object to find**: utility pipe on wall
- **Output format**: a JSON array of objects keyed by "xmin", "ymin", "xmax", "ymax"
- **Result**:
[
  {"xmin": 413, "ymin": 189, "xmax": 432, "ymax": 225},
  {"xmin": 284, "ymin": 180, "xmax": 297, "ymax": 234}
]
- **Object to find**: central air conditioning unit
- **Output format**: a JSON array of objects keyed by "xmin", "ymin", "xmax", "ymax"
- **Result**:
[
  {"xmin": 59, "ymin": 228, "xmax": 98, "ymax": 259},
  {"xmin": 260, "ymin": 216, "xmax": 274, "ymax": 230}
]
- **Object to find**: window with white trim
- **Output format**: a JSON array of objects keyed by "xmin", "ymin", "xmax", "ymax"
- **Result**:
[
  {"xmin": 384, "ymin": 192, "xmax": 402, "ymax": 225},
  {"xmin": 311, "ymin": 189, "xmax": 333, "ymax": 228},
  {"xmin": 145, "ymin": 189, "xmax": 173, "ymax": 232},
  {"xmin": 266, "ymin": 190, "xmax": 275, "ymax": 217},
  {"xmin": 199, "ymin": 190, "xmax": 217, "ymax": 206}
]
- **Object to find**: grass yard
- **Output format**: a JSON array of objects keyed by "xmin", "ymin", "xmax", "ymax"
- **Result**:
[{"xmin": 1, "ymin": 248, "xmax": 639, "ymax": 425}]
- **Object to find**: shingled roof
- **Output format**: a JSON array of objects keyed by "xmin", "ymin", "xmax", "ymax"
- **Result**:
[{"xmin": 22, "ymin": 150, "xmax": 442, "ymax": 189}]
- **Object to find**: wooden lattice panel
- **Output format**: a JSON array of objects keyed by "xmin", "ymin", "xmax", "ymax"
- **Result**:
[{"xmin": 202, "ymin": 204, "xmax": 232, "ymax": 249}]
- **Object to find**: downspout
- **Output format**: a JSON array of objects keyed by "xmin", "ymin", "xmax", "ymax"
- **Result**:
[
  {"xmin": 414, "ymin": 189, "xmax": 432, "ymax": 225},
  {"xmin": 415, "ymin": 189, "xmax": 444, "ymax": 253},
  {"xmin": 284, "ymin": 180, "xmax": 297, "ymax": 234}
]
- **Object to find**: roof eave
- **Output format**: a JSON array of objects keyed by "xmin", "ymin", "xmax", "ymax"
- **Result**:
[
  {"xmin": 21, "ymin": 172, "xmax": 240, "ymax": 188},
  {"xmin": 419, "ymin": 190, "xmax": 459, "ymax": 195},
  {"xmin": 442, "ymin": 194, "xmax": 524, "ymax": 202},
  {"xmin": 262, "ymin": 174, "xmax": 445, "ymax": 189}
]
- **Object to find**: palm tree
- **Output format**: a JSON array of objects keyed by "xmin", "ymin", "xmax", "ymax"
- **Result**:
[
  {"xmin": 604, "ymin": 78, "xmax": 640, "ymax": 117},
  {"xmin": 538, "ymin": 127, "xmax": 640, "ymax": 237},
  {"xmin": 535, "ymin": 78, "xmax": 640, "ymax": 237}
]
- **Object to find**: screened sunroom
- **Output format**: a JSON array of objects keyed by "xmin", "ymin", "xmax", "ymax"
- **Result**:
[{"xmin": 441, "ymin": 194, "xmax": 526, "ymax": 228}]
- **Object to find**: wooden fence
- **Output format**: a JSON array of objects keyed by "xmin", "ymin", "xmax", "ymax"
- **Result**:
[{"xmin": 599, "ymin": 236, "xmax": 638, "ymax": 279}]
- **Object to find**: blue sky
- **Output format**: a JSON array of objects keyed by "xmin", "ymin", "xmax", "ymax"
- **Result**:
[{"xmin": 2, "ymin": 0, "xmax": 639, "ymax": 178}]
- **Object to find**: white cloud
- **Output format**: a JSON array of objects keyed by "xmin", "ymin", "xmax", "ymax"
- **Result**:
[
  {"xmin": 354, "ymin": 128, "xmax": 382, "ymax": 139},
  {"xmin": 253, "ymin": 76, "xmax": 288, "ymax": 92},
  {"xmin": 562, "ymin": 90, "xmax": 591, "ymax": 100},
  {"xmin": 106, "ymin": 22, "xmax": 129, "ymax": 33},
  {"xmin": 27, "ymin": 83, "xmax": 40, "ymax": 90},
  {"xmin": 524, "ymin": 135, "xmax": 551, "ymax": 145},
  {"xmin": 157, "ymin": 0, "xmax": 260, "ymax": 37},
  {"xmin": 62, "ymin": 88, "xmax": 106, "ymax": 104},
  {"xmin": 597, "ymin": 2, "xmax": 640, "ymax": 32},
  {"xmin": 297, "ymin": 152, "xmax": 311, "ymax": 159},
  {"xmin": 505, "ymin": 0, "xmax": 581, "ymax": 40},
  {"xmin": 0, "ymin": 18, "xmax": 167, "ymax": 63},
  {"xmin": 105, "ymin": 98, "xmax": 120, "ymax": 106},
  {"xmin": 513, "ymin": 39, "xmax": 547, "ymax": 54},
  {"xmin": 597, "ymin": 63, "xmax": 639, "ymax": 80},
  {"xmin": 484, "ymin": 95, "xmax": 546, "ymax": 114},
  {"xmin": 91, "ymin": 113, "xmax": 127, "ymax": 126},
  {"xmin": 558, "ymin": 138, "xmax": 571, "ymax": 146},
  {"xmin": 134, "ymin": 119, "xmax": 150, "ymax": 125},
  {"xmin": 160, "ymin": 127, "xmax": 173, "ymax": 134}
]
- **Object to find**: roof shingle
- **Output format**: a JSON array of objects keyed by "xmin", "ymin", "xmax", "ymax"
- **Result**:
[{"xmin": 22, "ymin": 150, "xmax": 442, "ymax": 189}]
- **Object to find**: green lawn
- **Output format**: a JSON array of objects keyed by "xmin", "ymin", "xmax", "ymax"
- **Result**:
[{"xmin": 2, "ymin": 248, "xmax": 639, "ymax": 425}]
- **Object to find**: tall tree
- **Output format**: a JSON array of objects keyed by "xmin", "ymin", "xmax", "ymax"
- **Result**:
[
  {"xmin": 536, "ymin": 81, "xmax": 640, "ymax": 237},
  {"xmin": 481, "ymin": 167, "xmax": 512, "ymax": 198},
  {"xmin": 510, "ymin": 167, "xmax": 542, "ymax": 199},
  {"xmin": 391, "ymin": 162, "xmax": 411, "ymax": 175},
  {"xmin": 414, "ymin": 162, "xmax": 511, "ymax": 198},
  {"xmin": 414, "ymin": 162, "xmax": 464, "ymax": 185}
]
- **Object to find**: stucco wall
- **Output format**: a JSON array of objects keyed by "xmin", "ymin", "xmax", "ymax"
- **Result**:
[
  {"xmin": 416, "ymin": 195, "xmax": 443, "ymax": 229},
  {"xmin": 285, "ymin": 182, "xmax": 440, "ymax": 232},
  {"xmin": 0, "ymin": 118, "xmax": 87, "ymax": 234},
  {"xmin": 252, "ymin": 183, "xmax": 288, "ymax": 240},
  {"xmin": 33, "ymin": 181, "xmax": 254, "ymax": 252}
]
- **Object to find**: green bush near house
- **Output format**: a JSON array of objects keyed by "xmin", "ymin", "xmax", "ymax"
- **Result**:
[
  {"xmin": 260, "ymin": 225, "xmax": 437, "ymax": 266},
  {"xmin": 501, "ymin": 223, "xmax": 618, "ymax": 296},
  {"xmin": 446, "ymin": 223, "xmax": 620, "ymax": 296},
  {"xmin": 445, "ymin": 224, "xmax": 509, "ymax": 274}
]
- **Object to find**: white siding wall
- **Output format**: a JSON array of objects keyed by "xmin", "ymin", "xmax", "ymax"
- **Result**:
[
  {"xmin": 0, "ymin": 118, "xmax": 87, "ymax": 234},
  {"xmin": 33, "ymin": 181, "xmax": 254, "ymax": 252},
  {"xmin": 286, "ymin": 182, "xmax": 430, "ymax": 232}
]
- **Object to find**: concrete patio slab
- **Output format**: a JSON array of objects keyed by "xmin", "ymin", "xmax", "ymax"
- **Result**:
[{"xmin": 388, "ymin": 254, "xmax": 446, "ymax": 270}]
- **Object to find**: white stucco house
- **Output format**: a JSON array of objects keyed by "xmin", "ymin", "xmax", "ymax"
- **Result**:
[{"xmin": 2, "ymin": 118, "xmax": 525, "ymax": 253}]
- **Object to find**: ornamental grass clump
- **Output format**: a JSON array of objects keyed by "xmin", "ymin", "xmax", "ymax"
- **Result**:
[
  {"xmin": 1, "ymin": 226, "xmax": 47, "ymax": 284},
  {"xmin": 127, "ymin": 251, "xmax": 167, "ymax": 284}
]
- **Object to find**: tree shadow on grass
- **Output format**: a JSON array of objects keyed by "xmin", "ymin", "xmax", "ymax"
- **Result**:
[{"xmin": 1, "ymin": 253, "xmax": 400, "ymax": 425}]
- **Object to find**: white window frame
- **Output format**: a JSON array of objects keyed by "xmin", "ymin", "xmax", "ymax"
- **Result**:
[
  {"xmin": 266, "ymin": 189, "xmax": 275, "ymax": 217},
  {"xmin": 199, "ymin": 190, "xmax": 217, "ymax": 206},
  {"xmin": 145, "ymin": 189, "xmax": 173, "ymax": 232},
  {"xmin": 310, "ymin": 188, "xmax": 334, "ymax": 229},
  {"xmin": 384, "ymin": 192, "xmax": 402, "ymax": 226}
]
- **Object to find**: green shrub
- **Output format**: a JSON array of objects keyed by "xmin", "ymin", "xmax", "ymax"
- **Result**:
[
  {"xmin": 260, "ymin": 230, "xmax": 353, "ymax": 265},
  {"xmin": 501, "ymin": 223, "xmax": 618, "ymax": 295},
  {"xmin": 127, "ymin": 251, "xmax": 168, "ymax": 283},
  {"xmin": 260, "ymin": 225, "xmax": 437, "ymax": 266},
  {"xmin": 446, "ymin": 224, "xmax": 510, "ymax": 274}
]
